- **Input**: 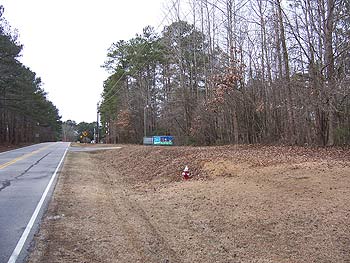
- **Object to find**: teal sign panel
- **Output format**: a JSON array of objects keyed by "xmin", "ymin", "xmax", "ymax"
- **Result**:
[{"xmin": 153, "ymin": 136, "xmax": 174, "ymax": 145}]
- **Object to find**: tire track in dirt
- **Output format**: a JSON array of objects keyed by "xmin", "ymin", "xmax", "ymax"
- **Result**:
[
  {"xmin": 28, "ymin": 150, "xmax": 182, "ymax": 262},
  {"xmin": 100, "ymin": 165, "xmax": 182, "ymax": 263}
]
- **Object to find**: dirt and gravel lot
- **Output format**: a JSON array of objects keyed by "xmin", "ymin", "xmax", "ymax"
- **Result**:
[{"xmin": 27, "ymin": 144, "xmax": 350, "ymax": 263}]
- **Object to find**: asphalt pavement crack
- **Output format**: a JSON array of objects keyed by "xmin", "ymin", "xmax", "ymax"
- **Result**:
[
  {"xmin": 0, "ymin": 179, "xmax": 11, "ymax": 191},
  {"xmin": 0, "ymin": 151, "xmax": 52, "ymax": 192},
  {"xmin": 15, "ymin": 152, "xmax": 52, "ymax": 180}
]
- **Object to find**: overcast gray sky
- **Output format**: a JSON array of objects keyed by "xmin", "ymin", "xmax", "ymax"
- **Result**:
[{"xmin": 1, "ymin": 0, "xmax": 167, "ymax": 123}]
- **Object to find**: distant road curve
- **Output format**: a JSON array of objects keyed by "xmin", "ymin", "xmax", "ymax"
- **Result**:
[{"xmin": 0, "ymin": 142, "xmax": 69, "ymax": 263}]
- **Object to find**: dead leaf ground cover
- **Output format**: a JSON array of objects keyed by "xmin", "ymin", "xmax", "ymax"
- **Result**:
[{"xmin": 27, "ymin": 145, "xmax": 350, "ymax": 263}]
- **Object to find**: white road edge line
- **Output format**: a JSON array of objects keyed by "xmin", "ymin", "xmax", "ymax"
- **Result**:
[{"xmin": 7, "ymin": 146, "xmax": 69, "ymax": 263}]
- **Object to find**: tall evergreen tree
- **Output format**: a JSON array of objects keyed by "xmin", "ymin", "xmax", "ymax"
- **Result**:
[{"xmin": 0, "ymin": 6, "xmax": 61, "ymax": 145}]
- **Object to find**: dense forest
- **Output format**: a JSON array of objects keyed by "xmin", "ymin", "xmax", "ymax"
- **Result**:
[
  {"xmin": 100, "ymin": 0, "xmax": 350, "ymax": 146},
  {"xmin": 0, "ymin": 6, "xmax": 61, "ymax": 145}
]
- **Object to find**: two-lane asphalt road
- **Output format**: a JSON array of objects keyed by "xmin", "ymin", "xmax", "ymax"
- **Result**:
[{"xmin": 0, "ymin": 142, "xmax": 69, "ymax": 263}]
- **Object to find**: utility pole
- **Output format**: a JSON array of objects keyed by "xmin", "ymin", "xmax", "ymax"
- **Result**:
[
  {"xmin": 96, "ymin": 102, "xmax": 100, "ymax": 143},
  {"xmin": 144, "ymin": 104, "xmax": 149, "ymax": 138}
]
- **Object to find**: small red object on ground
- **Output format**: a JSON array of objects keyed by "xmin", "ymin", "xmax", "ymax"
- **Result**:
[{"xmin": 182, "ymin": 165, "xmax": 191, "ymax": 179}]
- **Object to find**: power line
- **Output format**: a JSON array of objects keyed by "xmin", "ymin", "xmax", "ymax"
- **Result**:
[
  {"xmin": 101, "ymin": 0, "xmax": 180, "ymax": 105},
  {"xmin": 101, "ymin": 0, "xmax": 202, "ymax": 106}
]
